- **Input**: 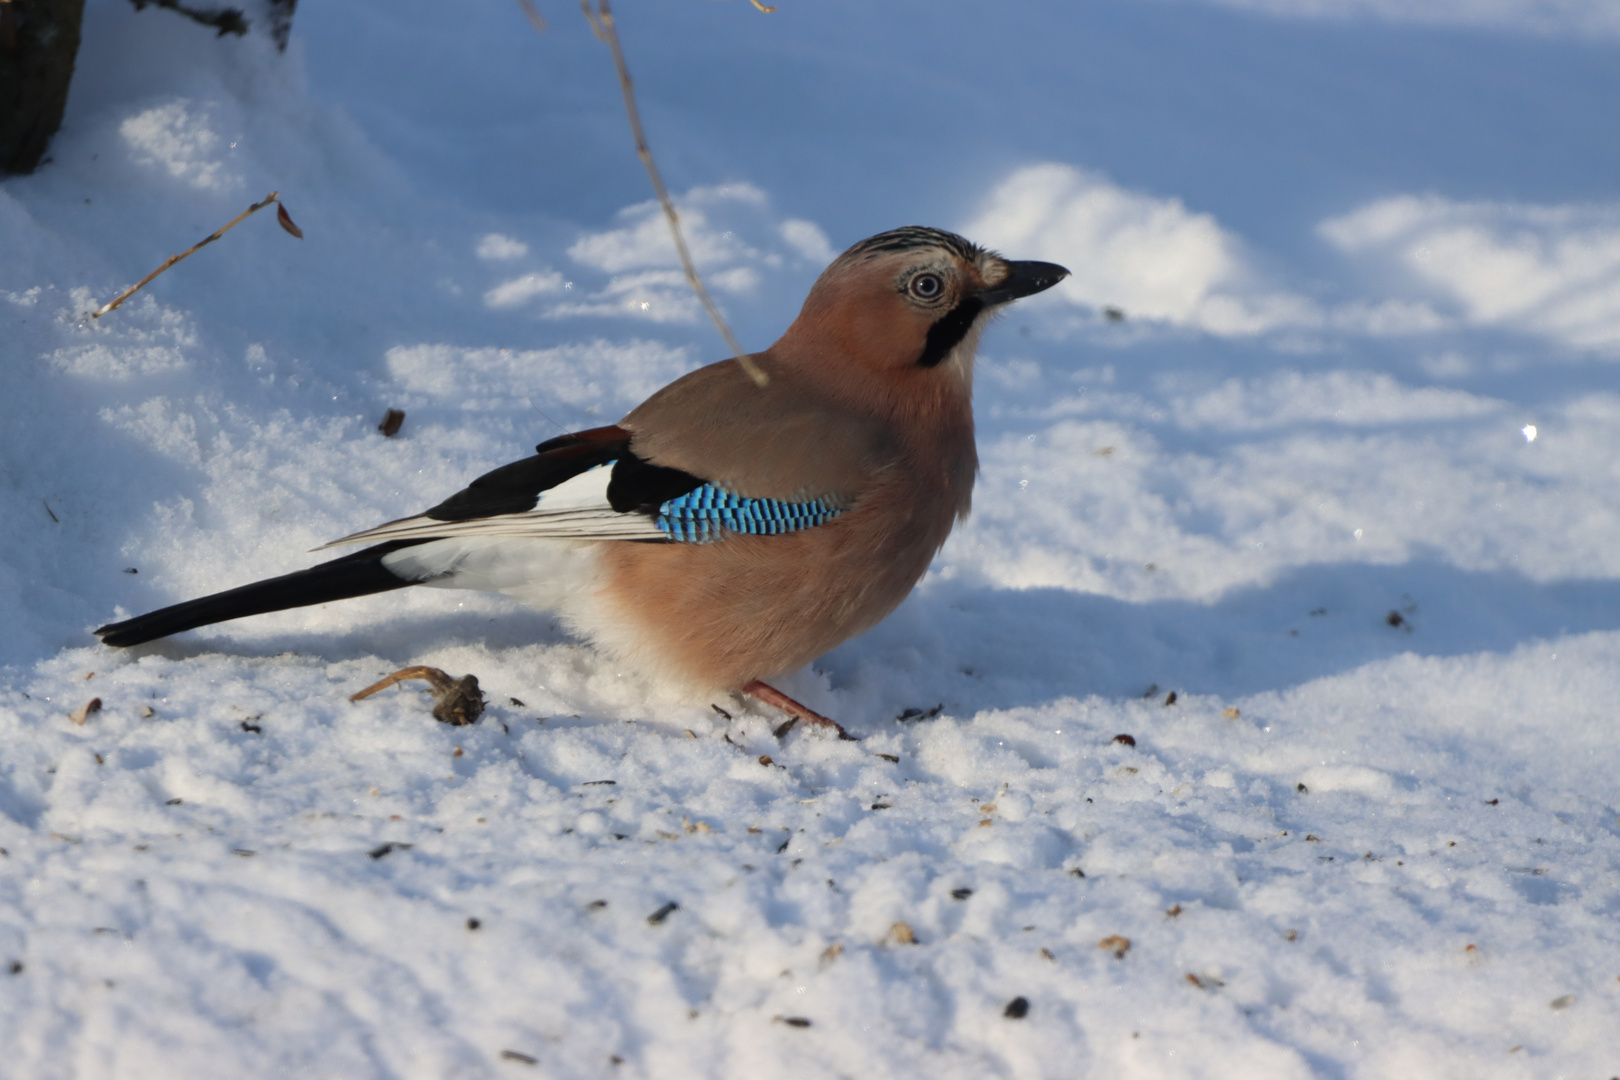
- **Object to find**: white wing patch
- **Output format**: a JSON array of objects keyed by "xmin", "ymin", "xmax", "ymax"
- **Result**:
[{"xmin": 316, "ymin": 463, "xmax": 665, "ymax": 550}]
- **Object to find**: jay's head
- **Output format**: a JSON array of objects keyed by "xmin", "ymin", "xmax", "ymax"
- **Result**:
[{"xmin": 783, "ymin": 226, "xmax": 1068, "ymax": 387}]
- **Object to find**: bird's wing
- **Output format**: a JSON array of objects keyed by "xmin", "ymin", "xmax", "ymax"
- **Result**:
[
  {"xmin": 318, "ymin": 425, "xmax": 667, "ymax": 548},
  {"xmin": 319, "ymin": 415, "xmax": 867, "ymax": 551},
  {"xmin": 620, "ymin": 357, "xmax": 901, "ymax": 502}
]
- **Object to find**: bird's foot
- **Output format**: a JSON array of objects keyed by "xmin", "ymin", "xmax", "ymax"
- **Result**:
[
  {"xmin": 742, "ymin": 680, "xmax": 858, "ymax": 740},
  {"xmin": 350, "ymin": 665, "xmax": 485, "ymax": 726}
]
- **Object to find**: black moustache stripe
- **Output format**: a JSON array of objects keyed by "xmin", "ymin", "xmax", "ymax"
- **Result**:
[{"xmin": 917, "ymin": 297, "xmax": 984, "ymax": 368}]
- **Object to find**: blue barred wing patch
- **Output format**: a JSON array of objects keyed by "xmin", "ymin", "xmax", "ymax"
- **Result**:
[{"xmin": 656, "ymin": 485, "xmax": 847, "ymax": 543}]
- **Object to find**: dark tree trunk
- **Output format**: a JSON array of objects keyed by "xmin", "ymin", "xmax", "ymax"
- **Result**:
[{"xmin": 0, "ymin": 0, "xmax": 86, "ymax": 175}]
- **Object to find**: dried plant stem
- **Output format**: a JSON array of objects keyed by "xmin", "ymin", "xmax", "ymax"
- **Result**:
[
  {"xmin": 514, "ymin": 0, "xmax": 547, "ymax": 33},
  {"xmin": 350, "ymin": 665, "xmax": 485, "ymax": 726},
  {"xmin": 579, "ymin": 0, "xmax": 768, "ymax": 387},
  {"xmin": 91, "ymin": 191, "xmax": 281, "ymax": 319}
]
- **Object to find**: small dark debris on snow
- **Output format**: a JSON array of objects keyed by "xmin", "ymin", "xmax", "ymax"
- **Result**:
[
  {"xmin": 951, "ymin": 887, "xmax": 973, "ymax": 900},
  {"xmin": 1112, "ymin": 733, "xmax": 1136, "ymax": 747},
  {"xmin": 710, "ymin": 703, "xmax": 733, "ymax": 721},
  {"xmin": 500, "ymin": 1049, "xmax": 538, "ymax": 1065},
  {"xmin": 466, "ymin": 917, "xmax": 481, "ymax": 930},
  {"xmin": 1486, "ymin": 798, "xmax": 1499, "ymax": 805},
  {"xmin": 508, "ymin": 697, "xmax": 525, "ymax": 707},
  {"xmin": 758, "ymin": 754, "xmax": 775, "ymax": 767},
  {"xmin": 1163, "ymin": 691, "xmax": 1177, "ymax": 705},
  {"xmin": 165, "ymin": 798, "xmax": 183, "ymax": 806},
  {"xmin": 870, "ymin": 801, "xmax": 891, "ymax": 810},
  {"xmin": 240, "ymin": 719, "xmax": 262, "ymax": 734},
  {"xmin": 775, "ymin": 1016, "xmax": 812, "ymax": 1028},
  {"xmin": 895, "ymin": 703, "xmax": 944, "ymax": 722},
  {"xmin": 875, "ymin": 753, "xmax": 899, "ymax": 763},
  {"xmin": 1166, "ymin": 904, "xmax": 1182, "ymax": 917},
  {"xmin": 775, "ymin": 837, "xmax": 791, "ymax": 854},
  {"xmin": 1141, "ymin": 683, "xmax": 1158, "ymax": 698},
  {"xmin": 349, "ymin": 666, "xmax": 484, "ymax": 726},
  {"xmin": 1004, "ymin": 996, "xmax": 1030, "ymax": 1019},
  {"xmin": 1386, "ymin": 610, "xmax": 1406, "ymax": 628},
  {"xmin": 1306, "ymin": 834, "xmax": 1320, "ymax": 842},
  {"xmin": 1070, "ymin": 867, "xmax": 1086, "ymax": 878},
  {"xmin": 1309, "ymin": 607, "xmax": 1326, "ymax": 616},
  {"xmin": 123, "ymin": 567, "xmax": 138, "ymax": 574},
  {"xmin": 1297, "ymin": 783, "xmax": 1309, "ymax": 793},
  {"xmin": 378, "ymin": 408, "xmax": 406, "ymax": 437},
  {"xmin": 646, "ymin": 901, "xmax": 679, "ymax": 926},
  {"xmin": 1098, "ymin": 935, "xmax": 1131, "ymax": 959},
  {"xmin": 7, "ymin": 961, "xmax": 22, "ymax": 975},
  {"xmin": 368, "ymin": 842, "xmax": 411, "ymax": 860},
  {"xmin": 586, "ymin": 900, "xmax": 607, "ymax": 911},
  {"xmin": 771, "ymin": 719, "xmax": 796, "ymax": 740},
  {"xmin": 42, "ymin": 500, "xmax": 59, "ymax": 523},
  {"xmin": 231, "ymin": 849, "xmax": 254, "ymax": 857},
  {"xmin": 582, "ymin": 780, "xmax": 617, "ymax": 786},
  {"xmin": 68, "ymin": 697, "xmax": 102, "ymax": 725}
]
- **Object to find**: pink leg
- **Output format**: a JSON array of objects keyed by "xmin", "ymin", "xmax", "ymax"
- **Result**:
[{"xmin": 742, "ymin": 680, "xmax": 858, "ymax": 741}]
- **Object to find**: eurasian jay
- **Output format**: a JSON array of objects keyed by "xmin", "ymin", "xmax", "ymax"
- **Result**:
[{"xmin": 96, "ymin": 226, "xmax": 1068, "ymax": 735}]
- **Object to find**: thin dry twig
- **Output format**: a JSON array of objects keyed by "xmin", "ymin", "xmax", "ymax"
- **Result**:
[
  {"xmin": 514, "ymin": 0, "xmax": 547, "ymax": 33},
  {"xmin": 91, "ymin": 191, "xmax": 300, "ymax": 319},
  {"xmin": 350, "ymin": 665, "xmax": 485, "ymax": 726},
  {"xmin": 577, "ymin": 0, "xmax": 768, "ymax": 386}
]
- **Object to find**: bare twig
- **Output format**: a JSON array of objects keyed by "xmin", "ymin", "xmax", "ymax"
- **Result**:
[
  {"xmin": 91, "ymin": 191, "xmax": 299, "ymax": 318},
  {"xmin": 514, "ymin": 0, "xmax": 547, "ymax": 32},
  {"xmin": 350, "ymin": 665, "xmax": 485, "ymax": 726},
  {"xmin": 576, "ymin": 0, "xmax": 768, "ymax": 386}
]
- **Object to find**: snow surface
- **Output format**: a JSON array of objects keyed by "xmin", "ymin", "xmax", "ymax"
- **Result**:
[{"xmin": 2, "ymin": 1, "xmax": 1618, "ymax": 1076}]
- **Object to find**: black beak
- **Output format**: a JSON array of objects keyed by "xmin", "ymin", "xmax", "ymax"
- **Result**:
[{"xmin": 976, "ymin": 260, "xmax": 1070, "ymax": 306}]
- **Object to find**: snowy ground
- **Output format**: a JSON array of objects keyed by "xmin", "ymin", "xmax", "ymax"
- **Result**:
[{"xmin": 2, "ymin": 1, "xmax": 1618, "ymax": 1076}]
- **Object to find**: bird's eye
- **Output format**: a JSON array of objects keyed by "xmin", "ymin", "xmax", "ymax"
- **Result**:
[{"xmin": 908, "ymin": 273, "xmax": 944, "ymax": 301}]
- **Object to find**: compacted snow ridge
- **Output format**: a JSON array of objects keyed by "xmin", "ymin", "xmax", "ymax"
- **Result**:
[{"xmin": 1, "ymin": 2, "xmax": 1616, "ymax": 1076}]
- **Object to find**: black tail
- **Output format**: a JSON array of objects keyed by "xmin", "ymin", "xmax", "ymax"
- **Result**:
[{"xmin": 96, "ymin": 542, "xmax": 421, "ymax": 648}]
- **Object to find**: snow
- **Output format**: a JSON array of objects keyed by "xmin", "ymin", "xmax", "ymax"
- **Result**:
[{"xmin": 2, "ymin": 1, "xmax": 1618, "ymax": 1076}]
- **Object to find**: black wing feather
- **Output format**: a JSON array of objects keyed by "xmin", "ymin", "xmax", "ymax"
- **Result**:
[
  {"xmin": 95, "ymin": 425, "xmax": 675, "ymax": 648},
  {"xmin": 424, "ymin": 426, "xmax": 628, "ymax": 522},
  {"xmin": 95, "ymin": 541, "xmax": 420, "ymax": 648}
]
